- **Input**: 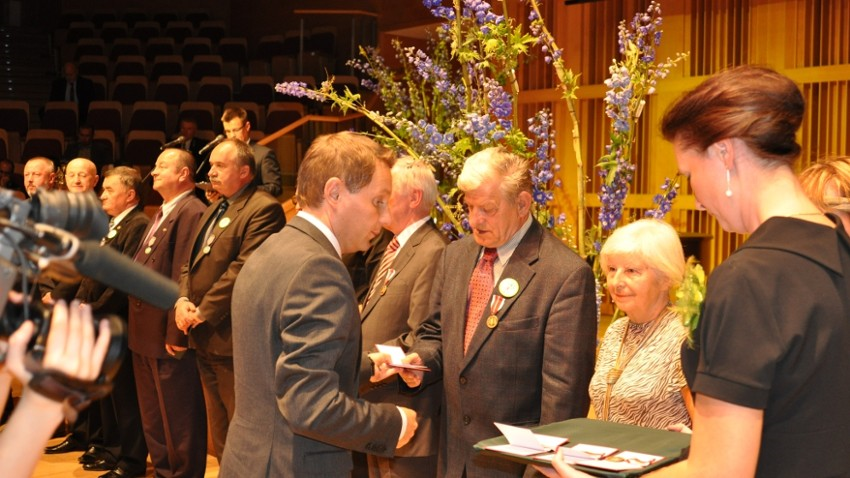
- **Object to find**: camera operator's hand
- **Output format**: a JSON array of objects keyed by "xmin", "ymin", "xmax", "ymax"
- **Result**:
[
  {"xmin": 0, "ymin": 300, "xmax": 110, "ymax": 478},
  {"xmin": 5, "ymin": 300, "xmax": 110, "ymax": 386}
]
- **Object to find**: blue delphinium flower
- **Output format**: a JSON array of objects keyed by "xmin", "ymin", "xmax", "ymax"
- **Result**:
[{"xmin": 645, "ymin": 177, "xmax": 680, "ymax": 219}]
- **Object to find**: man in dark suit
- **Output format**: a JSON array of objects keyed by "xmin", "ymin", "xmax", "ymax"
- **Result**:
[
  {"xmin": 175, "ymin": 114, "xmax": 209, "ymax": 168},
  {"xmin": 62, "ymin": 124, "xmax": 112, "ymax": 172},
  {"xmin": 129, "ymin": 149, "xmax": 208, "ymax": 477},
  {"xmin": 175, "ymin": 138, "xmax": 286, "ymax": 461},
  {"xmin": 219, "ymin": 131, "xmax": 417, "ymax": 478},
  {"xmin": 378, "ymin": 147, "xmax": 598, "ymax": 478},
  {"xmin": 75, "ymin": 166, "xmax": 150, "ymax": 478},
  {"xmin": 355, "ymin": 157, "xmax": 448, "ymax": 478},
  {"xmin": 49, "ymin": 61, "xmax": 94, "ymax": 123},
  {"xmin": 219, "ymin": 106, "xmax": 282, "ymax": 197}
]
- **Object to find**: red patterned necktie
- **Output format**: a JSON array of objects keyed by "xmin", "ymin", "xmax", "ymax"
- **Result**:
[
  {"xmin": 463, "ymin": 248, "xmax": 498, "ymax": 354},
  {"xmin": 364, "ymin": 236, "xmax": 400, "ymax": 306}
]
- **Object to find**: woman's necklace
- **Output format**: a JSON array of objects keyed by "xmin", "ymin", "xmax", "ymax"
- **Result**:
[{"xmin": 601, "ymin": 306, "xmax": 671, "ymax": 421}]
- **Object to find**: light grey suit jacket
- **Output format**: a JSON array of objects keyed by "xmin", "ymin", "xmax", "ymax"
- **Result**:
[
  {"xmin": 359, "ymin": 222, "xmax": 448, "ymax": 458},
  {"xmin": 408, "ymin": 220, "xmax": 597, "ymax": 478},
  {"xmin": 220, "ymin": 216, "xmax": 403, "ymax": 478}
]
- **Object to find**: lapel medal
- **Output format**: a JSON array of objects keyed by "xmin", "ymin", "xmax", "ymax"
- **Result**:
[
  {"xmin": 498, "ymin": 278, "xmax": 519, "ymax": 298},
  {"xmin": 144, "ymin": 246, "xmax": 152, "ymax": 254},
  {"xmin": 107, "ymin": 229, "xmax": 117, "ymax": 239},
  {"xmin": 486, "ymin": 295, "xmax": 506, "ymax": 329},
  {"xmin": 218, "ymin": 217, "xmax": 231, "ymax": 228},
  {"xmin": 380, "ymin": 269, "xmax": 397, "ymax": 296}
]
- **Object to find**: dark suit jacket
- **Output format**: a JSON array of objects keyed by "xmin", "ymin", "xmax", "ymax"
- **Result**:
[
  {"xmin": 178, "ymin": 187, "xmax": 285, "ymax": 356},
  {"xmin": 220, "ymin": 215, "xmax": 403, "ymax": 478},
  {"xmin": 75, "ymin": 207, "xmax": 149, "ymax": 315},
  {"xmin": 129, "ymin": 194, "xmax": 205, "ymax": 358},
  {"xmin": 359, "ymin": 222, "xmax": 447, "ymax": 458},
  {"xmin": 249, "ymin": 141, "xmax": 282, "ymax": 197},
  {"xmin": 49, "ymin": 75, "xmax": 94, "ymax": 122},
  {"xmin": 408, "ymin": 220, "xmax": 597, "ymax": 478}
]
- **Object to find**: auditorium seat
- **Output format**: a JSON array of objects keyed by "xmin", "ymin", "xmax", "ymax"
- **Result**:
[
  {"xmin": 101, "ymin": 21, "xmax": 130, "ymax": 43},
  {"xmin": 130, "ymin": 21, "xmax": 161, "ymax": 43},
  {"xmin": 197, "ymin": 20, "xmax": 227, "ymax": 44},
  {"xmin": 196, "ymin": 76, "xmax": 233, "ymax": 105},
  {"xmin": 179, "ymin": 102, "xmax": 217, "ymax": 133},
  {"xmin": 150, "ymin": 55, "xmax": 185, "ymax": 82},
  {"xmin": 128, "ymin": 101, "xmax": 168, "ymax": 134},
  {"xmin": 153, "ymin": 75, "xmax": 190, "ymax": 106},
  {"xmin": 88, "ymin": 101, "xmax": 124, "ymax": 140},
  {"xmin": 109, "ymin": 38, "xmax": 142, "ymax": 61},
  {"xmin": 110, "ymin": 76, "xmax": 148, "ymax": 105},
  {"xmin": 165, "ymin": 21, "xmax": 195, "ymax": 45},
  {"xmin": 42, "ymin": 101, "xmax": 79, "ymax": 138},
  {"xmin": 93, "ymin": 129, "xmax": 118, "ymax": 165},
  {"xmin": 22, "ymin": 129, "xmax": 65, "ymax": 163},
  {"xmin": 74, "ymin": 38, "xmax": 106, "ymax": 60},
  {"xmin": 188, "ymin": 55, "xmax": 223, "ymax": 82},
  {"xmin": 238, "ymin": 75, "xmax": 275, "ymax": 107},
  {"xmin": 265, "ymin": 102, "xmax": 304, "ymax": 136},
  {"xmin": 145, "ymin": 37, "xmax": 176, "ymax": 61},
  {"xmin": 112, "ymin": 55, "xmax": 147, "ymax": 80},
  {"xmin": 124, "ymin": 130, "xmax": 165, "ymax": 167},
  {"xmin": 78, "ymin": 55, "xmax": 109, "ymax": 78},
  {"xmin": 181, "ymin": 37, "xmax": 212, "ymax": 62}
]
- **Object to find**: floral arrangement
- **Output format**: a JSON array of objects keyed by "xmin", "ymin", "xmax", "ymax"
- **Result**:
[
  {"xmin": 588, "ymin": 2, "xmax": 688, "ymax": 257},
  {"xmin": 276, "ymin": 0, "xmax": 573, "ymax": 240},
  {"xmin": 674, "ymin": 257, "xmax": 707, "ymax": 348}
]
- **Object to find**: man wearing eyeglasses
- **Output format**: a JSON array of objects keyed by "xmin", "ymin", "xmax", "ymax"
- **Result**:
[{"xmin": 219, "ymin": 107, "xmax": 282, "ymax": 198}]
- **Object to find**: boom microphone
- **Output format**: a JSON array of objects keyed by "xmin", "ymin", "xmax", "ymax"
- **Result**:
[
  {"xmin": 198, "ymin": 134, "xmax": 226, "ymax": 156},
  {"xmin": 73, "ymin": 241, "xmax": 180, "ymax": 310},
  {"xmin": 161, "ymin": 136, "xmax": 187, "ymax": 150}
]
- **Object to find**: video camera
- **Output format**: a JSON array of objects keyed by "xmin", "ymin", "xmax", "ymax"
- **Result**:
[{"xmin": 0, "ymin": 187, "xmax": 178, "ymax": 410}]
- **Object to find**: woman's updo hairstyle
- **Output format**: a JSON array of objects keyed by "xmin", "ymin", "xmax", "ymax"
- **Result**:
[{"xmin": 661, "ymin": 65, "xmax": 804, "ymax": 168}]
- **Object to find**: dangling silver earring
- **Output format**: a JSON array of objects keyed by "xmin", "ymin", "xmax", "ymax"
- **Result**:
[{"xmin": 725, "ymin": 169, "xmax": 733, "ymax": 197}]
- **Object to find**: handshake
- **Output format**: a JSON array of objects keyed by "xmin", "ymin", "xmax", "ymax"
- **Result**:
[{"xmin": 368, "ymin": 350, "xmax": 429, "ymax": 449}]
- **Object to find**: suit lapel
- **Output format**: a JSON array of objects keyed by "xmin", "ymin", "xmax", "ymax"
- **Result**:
[
  {"xmin": 190, "ymin": 189, "xmax": 253, "ymax": 269},
  {"xmin": 288, "ymin": 215, "xmax": 339, "ymax": 258},
  {"xmin": 461, "ymin": 222, "xmax": 541, "ymax": 366},
  {"xmin": 360, "ymin": 223, "xmax": 432, "ymax": 320}
]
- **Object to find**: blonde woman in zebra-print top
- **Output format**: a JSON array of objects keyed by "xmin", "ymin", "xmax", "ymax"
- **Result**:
[{"xmin": 589, "ymin": 219, "xmax": 694, "ymax": 430}]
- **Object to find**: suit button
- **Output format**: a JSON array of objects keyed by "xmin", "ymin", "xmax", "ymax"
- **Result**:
[
  {"xmin": 463, "ymin": 415, "xmax": 471, "ymax": 425},
  {"xmin": 459, "ymin": 376, "xmax": 467, "ymax": 385}
]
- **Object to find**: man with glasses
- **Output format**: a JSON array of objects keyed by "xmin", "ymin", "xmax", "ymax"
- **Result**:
[{"xmin": 219, "ymin": 107, "xmax": 282, "ymax": 197}]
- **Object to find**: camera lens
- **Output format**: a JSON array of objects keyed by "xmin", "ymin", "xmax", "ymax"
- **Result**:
[{"xmin": 30, "ymin": 189, "xmax": 109, "ymax": 241}]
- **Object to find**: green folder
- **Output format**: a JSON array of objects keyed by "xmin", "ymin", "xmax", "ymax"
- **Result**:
[{"xmin": 474, "ymin": 418, "xmax": 691, "ymax": 477}]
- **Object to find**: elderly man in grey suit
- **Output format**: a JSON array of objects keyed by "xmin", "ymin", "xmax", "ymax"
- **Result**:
[
  {"xmin": 220, "ymin": 131, "xmax": 417, "ymax": 478},
  {"xmin": 355, "ymin": 157, "xmax": 448, "ymax": 478},
  {"xmin": 376, "ymin": 147, "xmax": 598, "ymax": 478}
]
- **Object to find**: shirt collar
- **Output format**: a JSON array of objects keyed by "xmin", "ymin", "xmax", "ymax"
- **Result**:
[
  {"xmin": 110, "ymin": 204, "xmax": 138, "ymax": 227},
  {"xmin": 160, "ymin": 190, "xmax": 193, "ymax": 220},
  {"xmin": 297, "ymin": 210, "xmax": 342, "ymax": 257},
  {"xmin": 395, "ymin": 216, "xmax": 431, "ymax": 250}
]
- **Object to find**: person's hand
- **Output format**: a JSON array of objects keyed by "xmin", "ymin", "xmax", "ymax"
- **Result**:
[
  {"xmin": 205, "ymin": 189, "xmax": 220, "ymax": 203},
  {"xmin": 4, "ymin": 300, "xmax": 109, "ymax": 387},
  {"xmin": 368, "ymin": 352, "xmax": 399, "ymax": 382},
  {"xmin": 548, "ymin": 447, "xmax": 594, "ymax": 478},
  {"xmin": 398, "ymin": 353, "xmax": 425, "ymax": 388},
  {"xmin": 165, "ymin": 344, "xmax": 187, "ymax": 357},
  {"xmin": 667, "ymin": 422, "xmax": 693, "ymax": 434},
  {"xmin": 396, "ymin": 406, "xmax": 418, "ymax": 449},
  {"xmin": 41, "ymin": 291, "xmax": 54, "ymax": 305},
  {"xmin": 175, "ymin": 300, "xmax": 201, "ymax": 334}
]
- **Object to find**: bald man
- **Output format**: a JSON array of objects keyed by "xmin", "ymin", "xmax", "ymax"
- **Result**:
[{"xmin": 64, "ymin": 158, "xmax": 99, "ymax": 193}]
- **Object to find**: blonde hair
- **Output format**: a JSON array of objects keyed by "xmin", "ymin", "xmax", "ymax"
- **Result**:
[
  {"xmin": 799, "ymin": 156, "xmax": 850, "ymax": 213},
  {"xmin": 391, "ymin": 157, "xmax": 437, "ymax": 215},
  {"xmin": 600, "ymin": 219, "xmax": 685, "ymax": 290}
]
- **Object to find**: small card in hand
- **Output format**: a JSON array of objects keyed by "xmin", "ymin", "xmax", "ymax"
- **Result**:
[{"xmin": 375, "ymin": 344, "xmax": 431, "ymax": 372}]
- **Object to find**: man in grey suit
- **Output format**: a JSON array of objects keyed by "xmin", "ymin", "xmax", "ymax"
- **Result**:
[
  {"xmin": 175, "ymin": 139, "xmax": 286, "ymax": 460},
  {"xmin": 356, "ymin": 157, "xmax": 448, "ymax": 478},
  {"xmin": 377, "ymin": 147, "xmax": 598, "ymax": 478},
  {"xmin": 220, "ymin": 131, "xmax": 417, "ymax": 478},
  {"xmin": 219, "ymin": 106, "xmax": 282, "ymax": 197}
]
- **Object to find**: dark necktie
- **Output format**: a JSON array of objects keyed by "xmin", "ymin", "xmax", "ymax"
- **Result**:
[
  {"xmin": 69, "ymin": 81, "xmax": 76, "ymax": 103},
  {"xmin": 463, "ymin": 248, "xmax": 498, "ymax": 354},
  {"xmin": 364, "ymin": 236, "xmax": 400, "ymax": 307},
  {"xmin": 195, "ymin": 200, "xmax": 228, "ymax": 257}
]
